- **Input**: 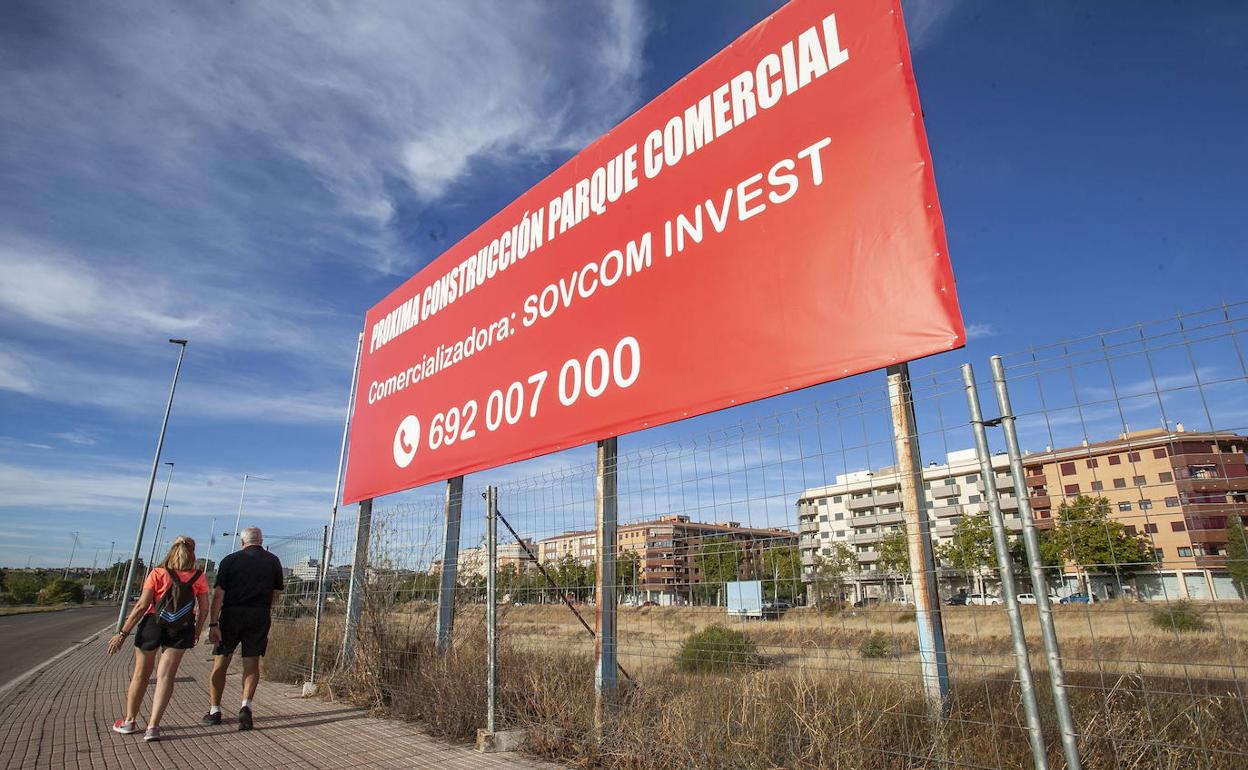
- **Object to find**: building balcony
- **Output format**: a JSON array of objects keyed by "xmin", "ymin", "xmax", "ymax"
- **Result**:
[
  {"xmin": 850, "ymin": 531, "xmax": 883, "ymax": 545},
  {"xmin": 1196, "ymin": 554, "xmax": 1227, "ymax": 569},
  {"xmin": 931, "ymin": 484, "xmax": 961, "ymax": 499},
  {"xmin": 1030, "ymin": 494, "xmax": 1052, "ymax": 509},
  {"xmin": 847, "ymin": 491, "xmax": 902, "ymax": 511},
  {"xmin": 931, "ymin": 503, "xmax": 962, "ymax": 518},
  {"xmin": 977, "ymin": 474, "xmax": 1016, "ymax": 493},
  {"xmin": 857, "ymin": 549, "xmax": 880, "ymax": 562},
  {"xmin": 799, "ymin": 520, "xmax": 820, "ymax": 534},
  {"xmin": 1177, "ymin": 476, "xmax": 1248, "ymax": 493},
  {"xmin": 1172, "ymin": 451, "xmax": 1247, "ymax": 467},
  {"xmin": 1185, "ymin": 528, "xmax": 1228, "ymax": 545},
  {"xmin": 853, "ymin": 510, "xmax": 904, "ymax": 527},
  {"xmin": 1000, "ymin": 496, "xmax": 1020, "ymax": 510}
]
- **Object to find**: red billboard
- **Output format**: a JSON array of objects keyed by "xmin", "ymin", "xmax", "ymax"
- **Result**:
[{"xmin": 343, "ymin": 0, "xmax": 963, "ymax": 503}]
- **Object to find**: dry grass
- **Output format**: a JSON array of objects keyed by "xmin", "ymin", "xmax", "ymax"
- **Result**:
[{"xmin": 267, "ymin": 600, "xmax": 1248, "ymax": 769}]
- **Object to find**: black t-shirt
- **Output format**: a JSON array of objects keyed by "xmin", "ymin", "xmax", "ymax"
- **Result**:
[{"xmin": 214, "ymin": 546, "xmax": 285, "ymax": 610}]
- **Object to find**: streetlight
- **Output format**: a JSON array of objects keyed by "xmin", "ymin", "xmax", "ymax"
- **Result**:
[
  {"xmin": 231, "ymin": 473, "xmax": 270, "ymax": 551},
  {"xmin": 63, "ymin": 531, "xmax": 80, "ymax": 580},
  {"xmin": 118, "ymin": 338, "xmax": 188, "ymax": 630},
  {"xmin": 147, "ymin": 462, "xmax": 175, "ymax": 571},
  {"xmin": 202, "ymin": 516, "xmax": 217, "ymax": 574}
]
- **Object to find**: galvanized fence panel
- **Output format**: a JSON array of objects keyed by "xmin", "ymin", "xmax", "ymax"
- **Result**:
[{"xmin": 264, "ymin": 300, "xmax": 1248, "ymax": 770}]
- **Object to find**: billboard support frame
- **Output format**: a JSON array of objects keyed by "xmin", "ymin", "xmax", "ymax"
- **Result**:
[{"xmin": 593, "ymin": 437, "xmax": 619, "ymax": 737}]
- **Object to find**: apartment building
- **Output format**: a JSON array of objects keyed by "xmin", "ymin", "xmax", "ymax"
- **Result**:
[
  {"xmin": 433, "ymin": 539, "xmax": 536, "ymax": 579},
  {"xmin": 796, "ymin": 449, "xmax": 1018, "ymax": 600},
  {"xmin": 536, "ymin": 515, "xmax": 797, "ymax": 604},
  {"xmin": 1023, "ymin": 426, "xmax": 1248, "ymax": 600}
]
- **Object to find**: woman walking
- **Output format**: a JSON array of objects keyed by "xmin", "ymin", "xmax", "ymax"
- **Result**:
[{"xmin": 107, "ymin": 535, "xmax": 210, "ymax": 741}]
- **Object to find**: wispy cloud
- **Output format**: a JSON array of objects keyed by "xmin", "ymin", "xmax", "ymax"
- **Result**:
[{"xmin": 966, "ymin": 322, "xmax": 999, "ymax": 340}]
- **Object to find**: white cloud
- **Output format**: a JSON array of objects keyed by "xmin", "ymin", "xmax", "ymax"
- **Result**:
[
  {"xmin": 53, "ymin": 430, "xmax": 98, "ymax": 446},
  {"xmin": 966, "ymin": 322, "xmax": 998, "ymax": 340},
  {"xmin": 902, "ymin": 0, "xmax": 967, "ymax": 49}
]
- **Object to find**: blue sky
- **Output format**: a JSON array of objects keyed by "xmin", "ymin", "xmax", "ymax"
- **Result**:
[{"xmin": 3, "ymin": 1, "xmax": 1247, "ymax": 569}]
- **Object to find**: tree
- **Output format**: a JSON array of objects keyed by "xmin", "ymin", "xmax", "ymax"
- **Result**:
[
  {"xmin": 811, "ymin": 543, "xmax": 857, "ymax": 606},
  {"xmin": 694, "ymin": 536, "xmax": 742, "ymax": 605},
  {"xmin": 616, "ymin": 550, "xmax": 640, "ymax": 601},
  {"xmin": 1225, "ymin": 515, "xmax": 1248, "ymax": 600},
  {"xmin": 1009, "ymin": 527, "xmax": 1065, "ymax": 593},
  {"xmin": 877, "ymin": 527, "xmax": 911, "ymax": 600},
  {"xmin": 3, "ymin": 571, "xmax": 47, "ymax": 604},
  {"xmin": 760, "ymin": 545, "xmax": 803, "ymax": 603},
  {"xmin": 1053, "ymin": 496, "xmax": 1154, "ymax": 592},
  {"xmin": 36, "ymin": 578, "xmax": 84, "ymax": 605},
  {"xmin": 939, "ymin": 515, "xmax": 996, "ymax": 595}
]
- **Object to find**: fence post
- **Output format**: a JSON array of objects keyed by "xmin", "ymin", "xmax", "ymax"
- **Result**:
[
  {"xmin": 990, "ymin": 355, "xmax": 1083, "ymax": 770},
  {"xmin": 962, "ymin": 363, "xmax": 1049, "ymax": 770},
  {"xmin": 341, "ymin": 497, "xmax": 373, "ymax": 669},
  {"xmin": 436, "ymin": 476, "xmax": 465, "ymax": 654},
  {"xmin": 594, "ymin": 437, "xmax": 619, "ymax": 735},
  {"xmin": 485, "ymin": 486, "xmax": 498, "ymax": 734},
  {"xmin": 306, "ymin": 524, "xmax": 329, "ymax": 692},
  {"xmin": 886, "ymin": 363, "xmax": 950, "ymax": 716}
]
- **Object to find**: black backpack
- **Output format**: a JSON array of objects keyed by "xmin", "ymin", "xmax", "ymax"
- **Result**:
[{"xmin": 155, "ymin": 569, "xmax": 201, "ymax": 631}]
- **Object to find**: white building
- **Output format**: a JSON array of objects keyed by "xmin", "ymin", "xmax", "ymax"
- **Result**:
[
  {"xmin": 291, "ymin": 556, "xmax": 321, "ymax": 582},
  {"xmin": 797, "ymin": 449, "xmax": 1018, "ymax": 599}
]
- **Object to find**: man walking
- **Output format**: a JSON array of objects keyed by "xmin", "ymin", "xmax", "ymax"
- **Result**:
[{"xmin": 202, "ymin": 527, "xmax": 284, "ymax": 731}]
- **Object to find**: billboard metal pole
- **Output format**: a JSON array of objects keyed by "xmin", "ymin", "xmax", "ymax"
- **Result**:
[
  {"xmin": 885, "ymin": 363, "xmax": 950, "ymax": 716},
  {"xmin": 118, "ymin": 338, "xmax": 187, "ymax": 630},
  {"xmin": 485, "ymin": 486, "xmax": 498, "ymax": 734},
  {"xmin": 990, "ymin": 356, "xmax": 1083, "ymax": 770},
  {"xmin": 310, "ymin": 331, "xmax": 363, "ymax": 686},
  {"xmin": 962, "ymin": 364, "xmax": 1048, "ymax": 770},
  {"xmin": 436, "ymin": 476, "xmax": 465, "ymax": 654},
  {"xmin": 341, "ymin": 497, "xmax": 373, "ymax": 669},
  {"xmin": 594, "ymin": 437, "xmax": 619, "ymax": 735}
]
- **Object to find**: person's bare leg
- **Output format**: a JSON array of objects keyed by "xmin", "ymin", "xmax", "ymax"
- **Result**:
[
  {"xmin": 210, "ymin": 653, "xmax": 232, "ymax": 708},
  {"xmin": 240, "ymin": 656, "xmax": 260, "ymax": 702},
  {"xmin": 147, "ymin": 648, "xmax": 187, "ymax": 728},
  {"xmin": 125, "ymin": 649, "xmax": 157, "ymax": 722}
]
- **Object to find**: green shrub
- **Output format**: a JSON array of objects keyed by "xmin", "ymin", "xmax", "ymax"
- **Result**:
[
  {"xmin": 675, "ymin": 624, "xmax": 760, "ymax": 673},
  {"xmin": 858, "ymin": 632, "xmax": 892, "ymax": 659},
  {"xmin": 1149, "ymin": 600, "xmax": 1209, "ymax": 633},
  {"xmin": 36, "ymin": 579, "xmax": 84, "ymax": 606},
  {"xmin": 4, "ymin": 572, "xmax": 48, "ymax": 604}
]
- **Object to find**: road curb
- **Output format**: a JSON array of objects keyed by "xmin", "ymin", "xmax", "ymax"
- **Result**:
[{"xmin": 0, "ymin": 622, "xmax": 113, "ymax": 703}]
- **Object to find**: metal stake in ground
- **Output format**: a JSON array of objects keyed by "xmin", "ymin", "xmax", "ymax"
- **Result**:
[
  {"xmin": 962, "ymin": 363, "xmax": 1048, "ymax": 770},
  {"xmin": 485, "ymin": 486, "xmax": 498, "ymax": 735},
  {"xmin": 990, "ymin": 355, "xmax": 1083, "ymax": 770},
  {"xmin": 118, "ymin": 338, "xmax": 187, "ymax": 630},
  {"xmin": 341, "ymin": 497, "xmax": 373, "ymax": 668},
  {"xmin": 594, "ymin": 436, "xmax": 619, "ymax": 736},
  {"xmin": 886, "ymin": 362, "xmax": 950, "ymax": 716}
]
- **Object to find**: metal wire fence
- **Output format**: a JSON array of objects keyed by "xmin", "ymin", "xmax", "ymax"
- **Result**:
[{"xmin": 265, "ymin": 300, "xmax": 1248, "ymax": 770}]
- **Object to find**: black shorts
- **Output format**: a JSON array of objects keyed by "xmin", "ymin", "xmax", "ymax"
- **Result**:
[
  {"xmin": 214, "ymin": 607, "xmax": 272, "ymax": 658},
  {"xmin": 134, "ymin": 614, "xmax": 196, "ymax": 651}
]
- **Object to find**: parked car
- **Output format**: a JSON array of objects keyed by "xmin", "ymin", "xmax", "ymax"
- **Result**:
[
  {"xmin": 1016, "ymin": 593, "xmax": 1060, "ymax": 605},
  {"xmin": 966, "ymin": 593, "xmax": 1001, "ymax": 606},
  {"xmin": 852, "ymin": 596, "xmax": 882, "ymax": 608},
  {"xmin": 1059, "ymin": 593, "xmax": 1097, "ymax": 605},
  {"xmin": 639, "ymin": 600, "xmax": 658, "ymax": 608},
  {"xmin": 944, "ymin": 594, "xmax": 969, "ymax": 606}
]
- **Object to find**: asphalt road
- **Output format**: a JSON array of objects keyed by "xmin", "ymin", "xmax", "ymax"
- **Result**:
[{"xmin": 0, "ymin": 606, "xmax": 117, "ymax": 686}]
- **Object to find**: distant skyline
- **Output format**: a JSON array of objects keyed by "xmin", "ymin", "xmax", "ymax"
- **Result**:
[{"xmin": 3, "ymin": 1, "xmax": 1247, "ymax": 567}]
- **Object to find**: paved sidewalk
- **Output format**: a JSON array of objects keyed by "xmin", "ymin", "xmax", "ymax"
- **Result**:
[{"xmin": 0, "ymin": 624, "xmax": 556, "ymax": 769}]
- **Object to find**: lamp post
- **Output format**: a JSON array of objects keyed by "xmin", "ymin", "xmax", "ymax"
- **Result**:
[
  {"xmin": 147, "ymin": 462, "xmax": 175, "ymax": 570},
  {"xmin": 203, "ymin": 516, "xmax": 217, "ymax": 574},
  {"xmin": 117, "ymin": 339, "xmax": 188, "ymax": 630},
  {"xmin": 63, "ymin": 531, "xmax": 80, "ymax": 580},
  {"xmin": 231, "ymin": 473, "xmax": 269, "ymax": 551}
]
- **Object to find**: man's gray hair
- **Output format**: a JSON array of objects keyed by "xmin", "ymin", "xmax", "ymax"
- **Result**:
[{"xmin": 240, "ymin": 527, "xmax": 263, "ymax": 545}]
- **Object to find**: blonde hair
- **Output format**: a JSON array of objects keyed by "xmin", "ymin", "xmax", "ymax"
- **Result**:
[{"xmin": 161, "ymin": 535, "xmax": 197, "ymax": 572}]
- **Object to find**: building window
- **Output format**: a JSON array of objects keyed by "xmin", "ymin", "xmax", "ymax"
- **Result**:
[
  {"xmin": 1060, "ymin": 462, "xmax": 1076, "ymax": 476},
  {"xmin": 1038, "ymin": 509, "xmax": 1051, "ymax": 519},
  {"xmin": 1124, "ymin": 525, "xmax": 1137, "ymax": 536},
  {"xmin": 968, "ymin": 494, "xmax": 982, "ymax": 504},
  {"xmin": 1064, "ymin": 484, "xmax": 1080, "ymax": 495},
  {"xmin": 1145, "ymin": 523, "xmax": 1159, "ymax": 534},
  {"xmin": 1086, "ymin": 458, "xmax": 1099, "ymax": 468},
  {"xmin": 1159, "ymin": 471, "xmax": 1173, "ymax": 483},
  {"xmin": 1177, "ymin": 547, "xmax": 1193, "ymax": 558},
  {"xmin": 1133, "ymin": 475, "xmax": 1147, "ymax": 486},
  {"xmin": 1091, "ymin": 480, "xmax": 1104, "ymax": 491},
  {"xmin": 1139, "ymin": 500, "xmax": 1153, "ymax": 510},
  {"xmin": 1109, "ymin": 455, "xmax": 1122, "ymax": 465},
  {"xmin": 1165, "ymin": 497, "xmax": 1180, "ymax": 508},
  {"xmin": 833, "ymin": 496, "xmax": 842, "ymax": 503},
  {"xmin": 1153, "ymin": 548, "xmax": 1164, "ymax": 561},
  {"xmin": 819, "ymin": 515, "xmax": 828, "ymax": 522},
  {"xmin": 1113, "ymin": 478, "xmax": 1127, "ymax": 489},
  {"xmin": 1153, "ymin": 448, "xmax": 1167, "ymax": 459},
  {"xmin": 1128, "ymin": 451, "xmax": 1141, "ymax": 462},
  {"xmin": 1171, "ymin": 521, "xmax": 1185, "ymax": 532},
  {"xmin": 965, "ymin": 474, "xmax": 979, "ymax": 483},
  {"xmin": 1118, "ymin": 502, "xmax": 1133, "ymax": 512},
  {"xmin": 835, "ymin": 512, "xmax": 844, "ymax": 521}
]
